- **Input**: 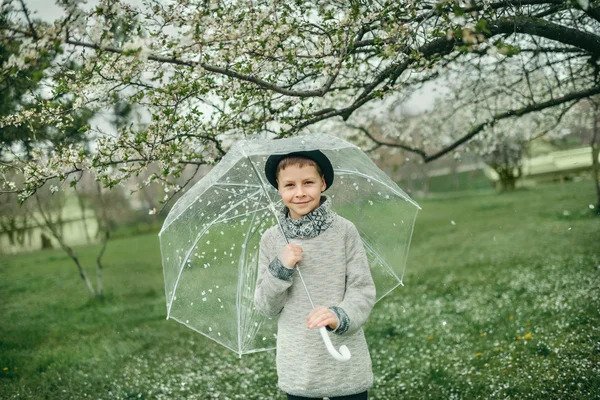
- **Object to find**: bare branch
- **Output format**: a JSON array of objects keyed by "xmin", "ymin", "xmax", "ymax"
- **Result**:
[
  {"xmin": 18, "ymin": 0, "xmax": 38, "ymax": 40},
  {"xmin": 346, "ymin": 124, "xmax": 428, "ymax": 158},
  {"xmin": 583, "ymin": 6, "xmax": 600, "ymax": 24},
  {"xmin": 425, "ymin": 85, "xmax": 600, "ymax": 162},
  {"xmin": 488, "ymin": 16, "xmax": 600, "ymax": 56},
  {"xmin": 62, "ymin": 38, "xmax": 340, "ymax": 98},
  {"xmin": 34, "ymin": 192, "xmax": 96, "ymax": 296},
  {"xmin": 157, "ymin": 163, "xmax": 202, "ymax": 215}
]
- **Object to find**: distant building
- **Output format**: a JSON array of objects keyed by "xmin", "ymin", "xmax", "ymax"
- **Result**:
[{"xmin": 484, "ymin": 146, "xmax": 597, "ymax": 187}]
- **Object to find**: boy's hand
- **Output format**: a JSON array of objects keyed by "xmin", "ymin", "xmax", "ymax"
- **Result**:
[
  {"xmin": 306, "ymin": 306, "xmax": 339, "ymax": 330},
  {"xmin": 279, "ymin": 244, "xmax": 302, "ymax": 268}
]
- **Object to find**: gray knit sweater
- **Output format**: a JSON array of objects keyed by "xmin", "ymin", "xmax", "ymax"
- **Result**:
[{"xmin": 254, "ymin": 202, "xmax": 376, "ymax": 398}]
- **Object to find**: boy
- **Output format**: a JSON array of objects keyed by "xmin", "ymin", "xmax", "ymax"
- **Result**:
[{"xmin": 254, "ymin": 150, "xmax": 376, "ymax": 400}]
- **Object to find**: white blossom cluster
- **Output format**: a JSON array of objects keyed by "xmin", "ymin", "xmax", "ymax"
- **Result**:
[
  {"xmin": 0, "ymin": 0, "xmax": 597, "ymax": 202},
  {"xmin": 348, "ymin": 46, "xmax": 593, "ymax": 164}
]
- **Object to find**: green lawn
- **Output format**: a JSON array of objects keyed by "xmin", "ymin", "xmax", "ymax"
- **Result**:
[{"xmin": 1, "ymin": 180, "xmax": 598, "ymax": 399}]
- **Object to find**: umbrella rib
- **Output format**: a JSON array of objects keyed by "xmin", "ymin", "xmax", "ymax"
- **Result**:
[
  {"xmin": 210, "ymin": 186, "xmax": 263, "ymax": 202},
  {"xmin": 361, "ymin": 237, "xmax": 404, "ymax": 303},
  {"xmin": 210, "ymin": 184, "xmax": 261, "ymax": 197},
  {"xmin": 169, "ymin": 315, "xmax": 243, "ymax": 356},
  {"xmin": 160, "ymin": 183, "xmax": 264, "ymax": 234},
  {"xmin": 213, "ymin": 182, "xmax": 263, "ymax": 188},
  {"xmin": 361, "ymin": 238, "xmax": 400, "ymax": 281},
  {"xmin": 167, "ymin": 188, "xmax": 263, "ymax": 316},
  {"xmin": 236, "ymin": 200, "xmax": 260, "ymax": 356},
  {"xmin": 216, "ymin": 204, "xmax": 277, "ymax": 225},
  {"xmin": 238, "ymin": 201, "xmax": 274, "ymax": 354},
  {"xmin": 401, "ymin": 208, "xmax": 420, "ymax": 285},
  {"xmin": 368, "ymin": 209, "xmax": 419, "ymax": 304},
  {"xmin": 239, "ymin": 203, "xmax": 282, "ymax": 353},
  {"xmin": 375, "ymin": 282, "xmax": 404, "ymax": 305},
  {"xmin": 335, "ymin": 169, "xmax": 422, "ymax": 210}
]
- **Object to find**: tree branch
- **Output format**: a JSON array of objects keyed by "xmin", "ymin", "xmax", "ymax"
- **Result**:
[
  {"xmin": 584, "ymin": 6, "xmax": 600, "ymax": 24},
  {"xmin": 409, "ymin": 0, "xmax": 567, "ymax": 24},
  {"xmin": 425, "ymin": 85, "xmax": 600, "ymax": 162},
  {"xmin": 295, "ymin": 38, "xmax": 455, "ymax": 130},
  {"xmin": 94, "ymin": 182, "xmax": 108, "ymax": 298},
  {"xmin": 18, "ymin": 0, "xmax": 38, "ymax": 40},
  {"xmin": 157, "ymin": 163, "xmax": 202, "ymax": 214},
  {"xmin": 488, "ymin": 16, "xmax": 600, "ymax": 56},
  {"xmin": 346, "ymin": 124, "xmax": 428, "ymax": 158},
  {"xmin": 63, "ymin": 38, "xmax": 339, "ymax": 98},
  {"xmin": 34, "ymin": 192, "xmax": 96, "ymax": 297}
]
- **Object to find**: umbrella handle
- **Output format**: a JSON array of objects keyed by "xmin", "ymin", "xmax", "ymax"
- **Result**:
[{"xmin": 319, "ymin": 327, "xmax": 351, "ymax": 362}]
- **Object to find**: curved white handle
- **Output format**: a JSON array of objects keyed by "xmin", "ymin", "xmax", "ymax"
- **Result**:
[{"xmin": 319, "ymin": 327, "xmax": 351, "ymax": 362}]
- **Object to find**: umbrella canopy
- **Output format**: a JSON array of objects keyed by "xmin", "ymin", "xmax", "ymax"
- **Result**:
[{"xmin": 159, "ymin": 134, "xmax": 420, "ymax": 357}]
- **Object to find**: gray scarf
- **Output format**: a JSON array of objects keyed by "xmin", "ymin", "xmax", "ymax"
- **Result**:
[{"xmin": 277, "ymin": 196, "xmax": 335, "ymax": 239}]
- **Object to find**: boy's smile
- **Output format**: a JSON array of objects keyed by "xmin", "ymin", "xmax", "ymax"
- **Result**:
[{"xmin": 277, "ymin": 164, "xmax": 327, "ymax": 220}]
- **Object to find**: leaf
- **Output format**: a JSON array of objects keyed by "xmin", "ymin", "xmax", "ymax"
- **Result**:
[
  {"xmin": 475, "ymin": 19, "xmax": 491, "ymax": 35},
  {"xmin": 453, "ymin": 3, "xmax": 465, "ymax": 16}
]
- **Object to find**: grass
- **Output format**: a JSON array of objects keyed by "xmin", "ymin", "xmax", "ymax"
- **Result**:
[{"xmin": 1, "ymin": 180, "xmax": 598, "ymax": 399}]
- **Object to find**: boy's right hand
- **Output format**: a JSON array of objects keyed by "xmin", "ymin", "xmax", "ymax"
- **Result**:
[{"xmin": 279, "ymin": 244, "xmax": 302, "ymax": 268}]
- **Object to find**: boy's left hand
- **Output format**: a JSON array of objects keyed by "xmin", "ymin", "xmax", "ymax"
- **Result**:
[{"xmin": 306, "ymin": 306, "xmax": 339, "ymax": 330}]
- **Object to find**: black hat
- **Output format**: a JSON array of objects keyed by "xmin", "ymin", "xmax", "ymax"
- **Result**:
[{"xmin": 264, "ymin": 150, "xmax": 334, "ymax": 191}]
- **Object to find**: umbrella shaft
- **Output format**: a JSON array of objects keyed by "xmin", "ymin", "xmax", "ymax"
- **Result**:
[{"xmin": 295, "ymin": 265, "xmax": 315, "ymax": 309}]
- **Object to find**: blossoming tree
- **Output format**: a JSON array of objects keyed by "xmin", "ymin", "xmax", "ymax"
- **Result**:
[
  {"xmin": 1, "ymin": 0, "xmax": 599, "ymax": 203},
  {"xmin": 348, "ymin": 59, "xmax": 579, "ymax": 190}
]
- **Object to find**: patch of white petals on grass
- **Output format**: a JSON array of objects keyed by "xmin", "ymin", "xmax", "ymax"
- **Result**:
[
  {"xmin": 366, "ymin": 254, "xmax": 598, "ymax": 399},
  {"xmin": 100, "ymin": 250, "xmax": 598, "ymax": 399},
  {"xmin": 110, "ymin": 344, "xmax": 279, "ymax": 400}
]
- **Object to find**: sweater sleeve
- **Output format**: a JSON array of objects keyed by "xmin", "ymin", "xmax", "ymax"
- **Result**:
[
  {"xmin": 332, "ymin": 222, "xmax": 376, "ymax": 335},
  {"xmin": 253, "ymin": 229, "xmax": 294, "ymax": 318}
]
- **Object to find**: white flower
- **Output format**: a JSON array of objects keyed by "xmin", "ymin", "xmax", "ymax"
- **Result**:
[
  {"xmin": 50, "ymin": 185, "xmax": 59, "ymax": 194},
  {"xmin": 149, "ymin": 208, "xmax": 157, "ymax": 215},
  {"xmin": 451, "ymin": 15, "xmax": 466, "ymax": 25}
]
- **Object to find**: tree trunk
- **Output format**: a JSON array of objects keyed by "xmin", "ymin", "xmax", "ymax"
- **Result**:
[
  {"xmin": 94, "ymin": 182, "xmax": 110, "ymax": 298},
  {"xmin": 96, "ymin": 230, "xmax": 108, "ymax": 298},
  {"xmin": 500, "ymin": 176, "xmax": 516, "ymax": 191},
  {"xmin": 65, "ymin": 243, "xmax": 97, "ymax": 296},
  {"xmin": 0, "ymin": 218, "xmax": 16, "ymax": 245},
  {"xmin": 451, "ymin": 160, "xmax": 460, "ymax": 191},
  {"xmin": 35, "ymin": 194, "xmax": 97, "ymax": 297},
  {"xmin": 421, "ymin": 164, "xmax": 430, "ymax": 195},
  {"xmin": 76, "ymin": 190, "xmax": 92, "ymax": 244},
  {"xmin": 496, "ymin": 167, "xmax": 518, "ymax": 191}
]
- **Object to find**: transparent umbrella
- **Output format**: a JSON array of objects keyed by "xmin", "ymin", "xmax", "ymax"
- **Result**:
[{"xmin": 159, "ymin": 134, "xmax": 420, "ymax": 359}]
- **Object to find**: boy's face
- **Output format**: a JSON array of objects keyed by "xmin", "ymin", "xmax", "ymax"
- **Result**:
[{"xmin": 276, "ymin": 164, "xmax": 326, "ymax": 220}]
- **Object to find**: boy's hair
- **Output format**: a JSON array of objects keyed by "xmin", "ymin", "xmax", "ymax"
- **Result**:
[{"xmin": 276, "ymin": 156, "xmax": 324, "ymax": 179}]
